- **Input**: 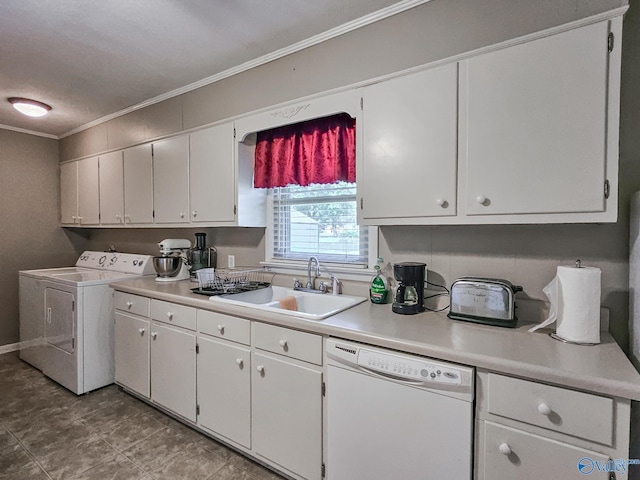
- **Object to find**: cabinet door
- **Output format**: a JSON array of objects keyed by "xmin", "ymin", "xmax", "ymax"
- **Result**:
[
  {"xmin": 252, "ymin": 352, "xmax": 322, "ymax": 480},
  {"xmin": 360, "ymin": 63, "xmax": 458, "ymax": 222},
  {"xmin": 153, "ymin": 136, "xmax": 190, "ymax": 223},
  {"xmin": 99, "ymin": 151, "xmax": 124, "ymax": 225},
  {"xmin": 123, "ymin": 144, "xmax": 154, "ymax": 224},
  {"xmin": 60, "ymin": 161, "xmax": 78, "ymax": 224},
  {"xmin": 77, "ymin": 156, "xmax": 100, "ymax": 225},
  {"xmin": 114, "ymin": 312, "xmax": 150, "ymax": 398},
  {"xmin": 150, "ymin": 322, "xmax": 196, "ymax": 421},
  {"xmin": 197, "ymin": 336, "xmax": 251, "ymax": 447},
  {"xmin": 461, "ymin": 21, "xmax": 609, "ymax": 216},
  {"xmin": 483, "ymin": 422, "xmax": 611, "ymax": 479},
  {"xmin": 189, "ymin": 124, "xmax": 236, "ymax": 223},
  {"xmin": 44, "ymin": 287, "xmax": 75, "ymax": 354}
]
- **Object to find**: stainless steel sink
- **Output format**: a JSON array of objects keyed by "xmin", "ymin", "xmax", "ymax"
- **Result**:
[{"xmin": 210, "ymin": 285, "xmax": 367, "ymax": 320}]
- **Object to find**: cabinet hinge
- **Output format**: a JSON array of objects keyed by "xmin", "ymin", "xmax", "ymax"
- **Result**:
[
  {"xmin": 196, "ymin": 404, "xmax": 200, "ymax": 415},
  {"xmin": 321, "ymin": 463, "xmax": 326, "ymax": 478},
  {"xmin": 321, "ymin": 382, "xmax": 326, "ymax": 397},
  {"xmin": 233, "ymin": 127, "xmax": 236, "ymax": 139},
  {"xmin": 608, "ymin": 32, "xmax": 614, "ymax": 52},
  {"xmin": 360, "ymin": 198, "xmax": 363, "ymax": 210},
  {"xmin": 360, "ymin": 97, "xmax": 363, "ymax": 110},
  {"xmin": 234, "ymin": 205, "xmax": 237, "ymax": 215},
  {"xmin": 152, "ymin": 210, "xmax": 155, "ymax": 218},
  {"xmin": 196, "ymin": 343, "xmax": 199, "ymax": 354},
  {"xmin": 72, "ymin": 300, "xmax": 75, "ymax": 312},
  {"xmin": 604, "ymin": 179, "xmax": 610, "ymax": 199},
  {"xmin": 151, "ymin": 144, "xmax": 154, "ymax": 156}
]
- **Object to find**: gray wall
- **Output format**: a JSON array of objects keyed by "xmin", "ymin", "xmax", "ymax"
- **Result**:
[{"xmin": 0, "ymin": 130, "xmax": 88, "ymax": 345}]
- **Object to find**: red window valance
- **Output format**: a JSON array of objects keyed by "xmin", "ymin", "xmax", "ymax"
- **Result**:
[{"xmin": 253, "ymin": 113, "xmax": 356, "ymax": 188}]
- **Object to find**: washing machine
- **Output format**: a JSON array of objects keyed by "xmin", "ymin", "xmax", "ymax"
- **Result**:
[{"xmin": 19, "ymin": 251, "xmax": 155, "ymax": 394}]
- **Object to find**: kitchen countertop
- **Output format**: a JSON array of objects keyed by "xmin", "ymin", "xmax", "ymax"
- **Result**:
[{"xmin": 111, "ymin": 277, "xmax": 640, "ymax": 401}]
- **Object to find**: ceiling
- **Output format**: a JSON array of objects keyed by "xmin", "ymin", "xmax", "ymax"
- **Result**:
[{"xmin": 0, "ymin": 0, "xmax": 415, "ymax": 138}]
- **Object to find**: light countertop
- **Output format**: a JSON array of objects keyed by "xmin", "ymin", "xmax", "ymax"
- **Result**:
[{"xmin": 111, "ymin": 277, "xmax": 640, "ymax": 401}]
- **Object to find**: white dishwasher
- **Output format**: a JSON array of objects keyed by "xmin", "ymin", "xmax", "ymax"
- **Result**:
[{"xmin": 326, "ymin": 338, "xmax": 474, "ymax": 480}]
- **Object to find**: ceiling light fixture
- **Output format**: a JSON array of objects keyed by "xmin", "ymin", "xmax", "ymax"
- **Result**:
[{"xmin": 8, "ymin": 97, "xmax": 52, "ymax": 117}]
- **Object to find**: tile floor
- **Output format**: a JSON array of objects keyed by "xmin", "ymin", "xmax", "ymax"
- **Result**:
[{"xmin": 0, "ymin": 352, "xmax": 286, "ymax": 480}]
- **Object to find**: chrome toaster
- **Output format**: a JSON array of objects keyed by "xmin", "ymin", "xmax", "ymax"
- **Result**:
[{"xmin": 448, "ymin": 277, "xmax": 523, "ymax": 327}]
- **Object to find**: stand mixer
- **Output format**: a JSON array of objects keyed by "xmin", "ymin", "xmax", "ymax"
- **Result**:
[{"xmin": 154, "ymin": 239, "xmax": 191, "ymax": 282}]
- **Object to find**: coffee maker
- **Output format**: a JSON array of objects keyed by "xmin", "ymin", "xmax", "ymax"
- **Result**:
[{"xmin": 392, "ymin": 262, "xmax": 426, "ymax": 315}]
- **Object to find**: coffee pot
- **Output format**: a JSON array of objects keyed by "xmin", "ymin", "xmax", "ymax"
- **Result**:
[{"xmin": 392, "ymin": 262, "xmax": 426, "ymax": 315}]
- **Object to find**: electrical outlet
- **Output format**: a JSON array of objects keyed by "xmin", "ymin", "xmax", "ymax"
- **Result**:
[{"xmin": 227, "ymin": 255, "xmax": 235, "ymax": 269}]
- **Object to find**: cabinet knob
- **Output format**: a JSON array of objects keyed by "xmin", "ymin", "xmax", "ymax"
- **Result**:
[
  {"xmin": 192, "ymin": 210, "xmax": 198, "ymax": 218},
  {"xmin": 151, "ymin": 332, "xmax": 158, "ymax": 340},
  {"xmin": 167, "ymin": 312, "xmax": 174, "ymax": 320},
  {"xmin": 476, "ymin": 195, "xmax": 487, "ymax": 205},
  {"xmin": 138, "ymin": 328, "xmax": 145, "ymax": 335},
  {"xmin": 279, "ymin": 339, "xmax": 287, "ymax": 348},
  {"xmin": 236, "ymin": 358, "xmax": 244, "ymax": 367},
  {"xmin": 126, "ymin": 301, "xmax": 133, "ymax": 309},
  {"xmin": 180, "ymin": 212, "xmax": 185, "ymax": 218},
  {"xmin": 115, "ymin": 214, "xmax": 122, "ymax": 222},
  {"xmin": 256, "ymin": 365, "xmax": 264, "ymax": 373},
  {"xmin": 124, "ymin": 214, "xmax": 131, "ymax": 223},
  {"xmin": 436, "ymin": 198, "xmax": 445, "ymax": 207},
  {"xmin": 537, "ymin": 402, "xmax": 552, "ymax": 416},
  {"xmin": 217, "ymin": 324, "xmax": 224, "ymax": 334},
  {"xmin": 498, "ymin": 443, "xmax": 512, "ymax": 456},
  {"xmin": 77, "ymin": 216, "xmax": 83, "ymax": 223}
]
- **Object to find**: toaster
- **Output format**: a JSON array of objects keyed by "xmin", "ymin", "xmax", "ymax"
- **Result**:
[{"xmin": 448, "ymin": 277, "xmax": 523, "ymax": 327}]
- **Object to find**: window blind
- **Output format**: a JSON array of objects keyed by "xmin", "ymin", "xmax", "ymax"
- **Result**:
[{"xmin": 271, "ymin": 182, "xmax": 368, "ymax": 265}]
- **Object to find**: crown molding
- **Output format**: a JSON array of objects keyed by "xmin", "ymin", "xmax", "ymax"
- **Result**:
[{"xmin": 0, "ymin": 123, "xmax": 58, "ymax": 139}]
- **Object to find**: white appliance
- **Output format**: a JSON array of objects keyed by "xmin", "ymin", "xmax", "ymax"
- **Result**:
[
  {"xmin": 326, "ymin": 338, "xmax": 474, "ymax": 480},
  {"xmin": 19, "ymin": 251, "xmax": 155, "ymax": 394}
]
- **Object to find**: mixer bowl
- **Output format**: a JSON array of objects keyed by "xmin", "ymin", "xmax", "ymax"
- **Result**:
[{"xmin": 153, "ymin": 256, "xmax": 182, "ymax": 277}]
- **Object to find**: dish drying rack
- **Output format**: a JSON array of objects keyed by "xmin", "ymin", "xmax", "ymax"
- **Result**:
[{"xmin": 191, "ymin": 267, "xmax": 274, "ymax": 296}]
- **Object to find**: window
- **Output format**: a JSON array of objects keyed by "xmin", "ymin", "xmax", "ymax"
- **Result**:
[{"xmin": 268, "ymin": 182, "xmax": 369, "ymax": 267}]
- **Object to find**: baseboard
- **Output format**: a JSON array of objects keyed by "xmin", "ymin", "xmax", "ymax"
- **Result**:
[{"xmin": 0, "ymin": 342, "xmax": 20, "ymax": 355}]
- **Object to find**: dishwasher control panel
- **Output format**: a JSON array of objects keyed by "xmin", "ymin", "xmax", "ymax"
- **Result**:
[{"xmin": 357, "ymin": 349, "xmax": 462, "ymax": 385}]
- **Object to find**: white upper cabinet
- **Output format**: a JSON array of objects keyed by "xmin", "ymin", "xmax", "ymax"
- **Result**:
[
  {"xmin": 98, "ymin": 151, "xmax": 124, "ymax": 225},
  {"xmin": 359, "ymin": 62, "xmax": 458, "ymax": 224},
  {"xmin": 189, "ymin": 123, "xmax": 235, "ymax": 223},
  {"xmin": 123, "ymin": 144, "xmax": 154, "ymax": 225},
  {"xmin": 153, "ymin": 135, "xmax": 190, "ymax": 224},
  {"xmin": 61, "ymin": 157, "xmax": 99, "ymax": 226},
  {"xmin": 459, "ymin": 18, "xmax": 619, "ymax": 222}
]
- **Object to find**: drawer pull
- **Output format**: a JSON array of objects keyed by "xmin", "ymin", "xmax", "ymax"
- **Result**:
[
  {"xmin": 138, "ymin": 328, "xmax": 145, "ymax": 335},
  {"xmin": 236, "ymin": 358, "xmax": 244, "ymax": 367},
  {"xmin": 498, "ymin": 443, "xmax": 512, "ymax": 456},
  {"xmin": 126, "ymin": 301, "xmax": 133, "ymax": 309},
  {"xmin": 151, "ymin": 332, "xmax": 158, "ymax": 340},
  {"xmin": 279, "ymin": 339, "xmax": 288, "ymax": 348},
  {"xmin": 217, "ymin": 324, "xmax": 224, "ymax": 333},
  {"xmin": 167, "ymin": 312, "xmax": 174, "ymax": 320},
  {"xmin": 537, "ymin": 402, "xmax": 552, "ymax": 416},
  {"xmin": 256, "ymin": 365, "xmax": 264, "ymax": 373}
]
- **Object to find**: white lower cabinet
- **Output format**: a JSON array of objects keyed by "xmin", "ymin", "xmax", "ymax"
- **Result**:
[
  {"xmin": 114, "ymin": 311, "xmax": 150, "ymax": 398},
  {"xmin": 197, "ymin": 335, "xmax": 251, "ymax": 448},
  {"xmin": 475, "ymin": 371, "xmax": 630, "ymax": 480},
  {"xmin": 252, "ymin": 351, "xmax": 323, "ymax": 480}
]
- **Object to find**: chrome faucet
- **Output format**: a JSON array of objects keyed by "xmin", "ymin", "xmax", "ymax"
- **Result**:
[{"xmin": 306, "ymin": 256, "xmax": 321, "ymax": 289}]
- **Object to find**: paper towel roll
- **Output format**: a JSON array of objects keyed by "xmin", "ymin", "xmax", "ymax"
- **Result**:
[{"xmin": 529, "ymin": 265, "xmax": 601, "ymax": 344}]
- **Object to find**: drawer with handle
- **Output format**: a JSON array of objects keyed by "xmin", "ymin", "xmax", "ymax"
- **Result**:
[
  {"xmin": 253, "ymin": 322, "xmax": 322, "ymax": 365},
  {"xmin": 487, "ymin": 373, "xmax": 613, "ymax": 445},
  {"xmin": 114, "ymin": 292, "xmax": 150, "ymax": 317},
  {"xmin": 197, "ymin": 309, "xmax": 250, "ymax": 345},
  {"xmin": 150, "ymin": 299, "xmax": 196, "ymax": 331},
  {"xmin": 483, "ymin": 421, "xmax": 611, "ymax": 479}
]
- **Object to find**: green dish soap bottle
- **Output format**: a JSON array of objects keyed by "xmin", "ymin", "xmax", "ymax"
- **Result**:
[{"xmin": 370, "ymin": 257, "xmax": 389, "ymax": 304}]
